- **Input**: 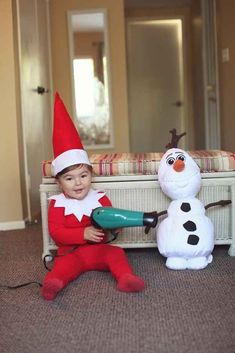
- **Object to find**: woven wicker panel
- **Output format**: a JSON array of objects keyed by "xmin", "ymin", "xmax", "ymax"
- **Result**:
[{"xmin": 40, "ymin": 176, "xmax": 234, "ymax": 258}]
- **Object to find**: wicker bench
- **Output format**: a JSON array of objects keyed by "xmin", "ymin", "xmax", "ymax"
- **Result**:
[{"xmin": 40, "ymin": 150, "xmax": 235, "ymax": 259}]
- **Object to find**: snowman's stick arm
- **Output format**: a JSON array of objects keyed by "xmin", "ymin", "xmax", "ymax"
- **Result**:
[
  {"xmin": 205, "ymin": 199, "xmax": 231, "ymax": 210},
  {"xmin": 157, "ymin": 210, "xmax": 168, "ymax": 217}
]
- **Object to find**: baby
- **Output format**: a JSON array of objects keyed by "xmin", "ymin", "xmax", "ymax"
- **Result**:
[{"xmin": 41, "ymin": 93, "xmax": 145, "ymax": 300}]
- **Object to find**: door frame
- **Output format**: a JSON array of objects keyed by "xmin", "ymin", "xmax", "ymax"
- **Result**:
[
  {"xmin": 202, "ymin": 0, "xmax": 221, "ymax": 149},
  {"xmin": 125, "ymin": 7, "xmax": 193, "ymax": 150}
]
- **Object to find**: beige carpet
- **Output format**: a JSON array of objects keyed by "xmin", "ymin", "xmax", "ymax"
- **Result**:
[{"xmin": 0, "ymin": 223, "xmax": 234, "ymax": 353}]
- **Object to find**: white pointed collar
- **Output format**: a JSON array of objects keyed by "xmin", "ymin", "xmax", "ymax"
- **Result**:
[{"xmin": 49, "ymin": 189, "xmax": 105, "ymax": 221}]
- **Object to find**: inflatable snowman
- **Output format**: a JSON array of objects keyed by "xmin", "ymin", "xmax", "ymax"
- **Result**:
[{"xmin": 156, "ymin": 148, "xmax": 214, "ymax": 270}]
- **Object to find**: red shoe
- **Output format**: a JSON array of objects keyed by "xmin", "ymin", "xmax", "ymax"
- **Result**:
[
  {"xmin": 117, "ymin": 273, "xmax": 145, "ymax": 292},
  {"xmin": 41, "ymin": 278, "xmax": 64, "ymax": 301}
]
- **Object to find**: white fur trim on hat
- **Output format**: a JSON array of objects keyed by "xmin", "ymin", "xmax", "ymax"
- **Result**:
[{"xmin": 51, "ymin": 149, "xmax": 91, "ymax": 176}]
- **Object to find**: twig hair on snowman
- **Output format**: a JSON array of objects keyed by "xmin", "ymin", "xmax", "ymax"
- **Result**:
[{"xmin": 156, "ymin": 129, "xmax": 230, "ymax": 270}]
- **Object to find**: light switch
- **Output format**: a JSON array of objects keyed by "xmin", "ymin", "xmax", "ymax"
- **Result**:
[{"xmin": 222, "ymin": 48, "xmax": 230, "ymax": 62}]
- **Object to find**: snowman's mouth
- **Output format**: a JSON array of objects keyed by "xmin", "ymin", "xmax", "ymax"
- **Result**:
[
  {"xmin": 165, "ymin": 170, "xmax": 200, "ymax": 184},
  {"xmin": 176, "ymin": 180, "xmax": 190, "ymax": 188}
]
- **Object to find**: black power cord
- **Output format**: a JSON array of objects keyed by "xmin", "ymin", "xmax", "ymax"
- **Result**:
[
  {"xmin": 0, "ymin": 281, "xmax": 42, "ymax": 290},
  {"xmin": 0, "ymin": 253, "xmax": 55, "ymax": 290},
  {"xmin": 0, "ymin": 235, "xmax": 119, "ymax": 291},
  {"xmin": 0, "ymin": 245, "xmax": 79, "ymax": 290}
]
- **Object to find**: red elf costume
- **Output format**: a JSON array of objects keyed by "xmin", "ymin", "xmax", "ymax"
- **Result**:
[{"xmin": 41, "ymin": 93, "xmax": 145, "ymax": 300}]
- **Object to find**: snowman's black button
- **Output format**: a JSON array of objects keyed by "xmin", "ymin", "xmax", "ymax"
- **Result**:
[
  {"xmin": 183, "ymin": 220, "xmax": 197, "ymax": 232},
  {"xmin": 181, "ymin": 203, "xmax": 191, "ymax": 212},
  {"xmin": 187, "ymin": 234, "xmax": 199, "ymax": 245}
]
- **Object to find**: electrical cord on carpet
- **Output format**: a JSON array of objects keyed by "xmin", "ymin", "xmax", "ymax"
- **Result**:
[
  {"xmin": 0, "ymin": 281, "xmax": 42, "ymax": 289},
  {"xmin": 0, "ymin": 245, "xmax": 81, "ymax": 290},
  {"xmin": 0, "ymin": 254, "xmax": 54, "ymax": 290},
  {"xmin": 0, "ymin": 235, "xmax": 118, "ymax": 290},
  {"xmin": 0, "ymin": 252, "xmax": 56, "ymax": 290}
]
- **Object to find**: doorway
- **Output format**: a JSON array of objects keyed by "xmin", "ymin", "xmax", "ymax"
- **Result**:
[
  {"xmin": 126, "ymin": 17, "xmax": 188, "ymax": 152},
  {"xmin": 16, "ymin": 0, "xmax": 52, "ymax": 222}
]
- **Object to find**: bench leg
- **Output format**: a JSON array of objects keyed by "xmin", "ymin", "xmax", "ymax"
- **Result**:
[{"xmin": 228, "ymin": 244, "xmax": 235, "ymax": 256}]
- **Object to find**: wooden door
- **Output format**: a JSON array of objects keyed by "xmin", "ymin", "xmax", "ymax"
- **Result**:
[
  {"xmin": 126, "ymin": 18, "xmax": 187, "ymax": 152},
  {"xmin": 17, "ymin": 0, "xmax": 52, "ymax": 221}
]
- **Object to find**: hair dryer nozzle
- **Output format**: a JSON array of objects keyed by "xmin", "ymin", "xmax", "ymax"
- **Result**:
[{"xmin": 143, "ymin": 212, "xmax": 158, "ymax": 234}]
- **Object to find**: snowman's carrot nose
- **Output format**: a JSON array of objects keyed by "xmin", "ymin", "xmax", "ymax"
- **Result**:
[{"xmin": 173, "ymin": 159, "xmax": 185, "ymax": 172}]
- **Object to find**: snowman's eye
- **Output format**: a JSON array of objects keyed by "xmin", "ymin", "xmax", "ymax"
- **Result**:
[
  {"xmin": 177, "ymin": 154, "xmax": 185, "ymax": 162},
  {"xmin": 166, "ymin": 157, "xmax": 175, "ymax": 165}
]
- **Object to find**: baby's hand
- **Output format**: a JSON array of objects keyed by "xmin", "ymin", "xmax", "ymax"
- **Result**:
[{"xmin": 84, "ymin": 226, "xmax": 105, "ymax": 243}]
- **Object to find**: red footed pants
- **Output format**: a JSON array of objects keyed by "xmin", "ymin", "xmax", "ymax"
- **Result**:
[{"xmin": 43, "ymin": 244, "xmax": 134, "ymax": 287}]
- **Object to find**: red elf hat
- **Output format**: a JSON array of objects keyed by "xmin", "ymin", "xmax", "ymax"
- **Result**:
[{"xmin": 51, "ymin": 92, "xmax": 91, "ymax": 176}]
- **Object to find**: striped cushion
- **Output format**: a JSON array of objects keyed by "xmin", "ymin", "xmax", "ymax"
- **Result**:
[{"xmin": 42, "ymin": 150, "xmax": 235, "ymax": 177}]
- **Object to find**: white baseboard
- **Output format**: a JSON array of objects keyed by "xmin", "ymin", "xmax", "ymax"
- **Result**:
[{"xmin": 0, "ymin": 220, "xmax": 25, "ymax": 231}]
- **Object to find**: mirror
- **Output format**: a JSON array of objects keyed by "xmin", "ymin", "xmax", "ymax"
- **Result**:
[{"xmin": 68, "ymin": 9, "xmax": 114, "ymax": 149}]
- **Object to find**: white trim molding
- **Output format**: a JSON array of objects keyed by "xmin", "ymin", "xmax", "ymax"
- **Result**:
[
  {"xmin": 202, "ymin": 0, "xmax": 221, "ymax": 149},
  {"xmin": 0, "ymin": 221, "xmax": 25, "ymax": 231}
]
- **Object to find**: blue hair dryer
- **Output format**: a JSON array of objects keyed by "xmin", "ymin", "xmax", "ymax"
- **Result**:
[{"xmin": 91, "ymin": 207, "xmax": 158, "ymax": 234}]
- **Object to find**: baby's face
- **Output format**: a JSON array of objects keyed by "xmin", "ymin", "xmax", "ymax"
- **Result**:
[{"xmin": 57, "ymin": 165, "xmax": 92, "ymax": 200}]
